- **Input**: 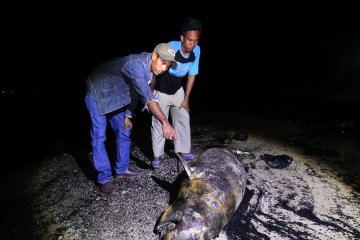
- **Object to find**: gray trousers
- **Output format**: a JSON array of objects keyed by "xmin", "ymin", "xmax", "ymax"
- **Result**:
[{"xmin": 151, "ymin": 88, "xmax": 191, "ymax": 158}]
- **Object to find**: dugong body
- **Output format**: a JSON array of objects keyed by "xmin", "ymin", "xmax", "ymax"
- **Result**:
[{"xmin": 156, "ymin": 148, "xmax": 247, "ymax": 240}]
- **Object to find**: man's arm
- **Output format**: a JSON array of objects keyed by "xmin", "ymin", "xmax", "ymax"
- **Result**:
[
  {"xmin": 124, "ymin": 98, "xmax": 140, "ymax": 119},
  {"xmin": 147, "ymin": 100, "xmax": 178, "ymax": 142},
  {"xmin": 180, "ymin": 75, "xmax": 196, "ymax": 112},
  {"xmin": 150, "ymin": 78, "xmax": 157, "ymax": 92}
]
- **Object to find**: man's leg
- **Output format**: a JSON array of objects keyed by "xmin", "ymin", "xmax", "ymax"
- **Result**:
[
  {"xmin": 171, "ymin": 88, "xmax": 191, "ymax": 154},
  {"xmin": 109, "ymin": 110, "xmax": 131, "ymax": 175},
  {"xmin": 85, "ymin": 94, "xmax": 113, "ymax": 184},
  {"xmin": 151, "ymin": 92, "xmax": 171, "ymax": 161}
]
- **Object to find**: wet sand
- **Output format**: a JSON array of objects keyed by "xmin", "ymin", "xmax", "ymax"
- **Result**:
[{"xmin": 1, "ymin": 106, "xmax": 359, "ymax": 239}]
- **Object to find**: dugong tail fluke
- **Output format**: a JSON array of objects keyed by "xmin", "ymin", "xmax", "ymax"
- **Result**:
[{"xmin": 157, "ymin": 148, "xmax": 247, "ymax": 240}]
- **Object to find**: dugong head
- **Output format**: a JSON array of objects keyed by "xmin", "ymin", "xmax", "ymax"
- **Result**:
[{"xmin": 157, "ymin": 207, "xmax": 212, "ymax": 240}]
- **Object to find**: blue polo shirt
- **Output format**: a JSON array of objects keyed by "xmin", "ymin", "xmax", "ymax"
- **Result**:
[{"xmin": 155, "ymin": 41, "xmax": 200, "ymax": 94}]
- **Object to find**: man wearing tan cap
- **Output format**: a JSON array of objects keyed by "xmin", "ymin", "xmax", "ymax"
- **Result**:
[{"xmin": 85, "ymin": 43, "xmax": 178, "ymax": 194}]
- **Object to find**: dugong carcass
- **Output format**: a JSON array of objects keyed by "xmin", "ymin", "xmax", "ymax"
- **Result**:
[{"xmin": 156, "ymin": 148, "xmax": 247, "ymax": 240}]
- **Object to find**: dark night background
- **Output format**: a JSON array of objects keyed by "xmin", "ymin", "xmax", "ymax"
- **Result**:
[{"xmin": 2, "ymin": 4, "xmax": 359, "ymax": 166}]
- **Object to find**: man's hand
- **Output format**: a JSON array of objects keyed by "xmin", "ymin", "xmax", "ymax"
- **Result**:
[
  {"xmin": 147, "ymin": 100, "xmax": 178, "ymax": 142},
  {"xmin": 124, "ymin": 116, "xmax": 133, "ymax": 131},
  {"xmin": 181, "ymin": 75, "xmax": 195, "ymax": 112},
  {"xmin": 180, "ymin": 99, "xmax": 190, "ymax": 112},
  {"xmin": 162, "ymin": 121, "xmax": 178, "ymax": 143}
]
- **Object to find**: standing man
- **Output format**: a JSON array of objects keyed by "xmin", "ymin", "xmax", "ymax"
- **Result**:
[
  {"xmin": 151, "ymin": 18, "xmax": 202, "ymax": 169},
  {"xmin": 85, "ymin": 43, "xmax": 178, "ymax": 194}
]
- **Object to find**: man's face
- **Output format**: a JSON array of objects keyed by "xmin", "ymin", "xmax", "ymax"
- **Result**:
[
  {"xmin": 151, "ymin": 53, "xmax": 172, "ymax": 76},
  {"xmin": 181, "ymin": 30, "xmax": 200, "ymax": 53}
]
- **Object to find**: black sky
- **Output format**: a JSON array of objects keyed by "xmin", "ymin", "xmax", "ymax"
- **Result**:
[
  {"xmin": 4, "ymin": 4, "xmax": 359, "ymax": 92},
  {"xmin": 2, "ymin": 4, "xmax": 360, "ymax": 107},
  {"xmin": 2, "ymin": 3, "xmax": 360, "ymax": 162}
]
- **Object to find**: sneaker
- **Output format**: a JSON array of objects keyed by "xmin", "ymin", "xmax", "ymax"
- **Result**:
[
  {"xmin": 116, "ymin": 170, "xmax": 144, "ymax": 178},
  {"xmin": 151, "ymin": 160, "xmax": 161, "ymax": 169},
  {"xmin": 181, "ymin": 153, "xmax": 196, "ymax": 161},
  {"xmin": 99, "ymin": 182, "xmax": 115, "ymax": 195}
]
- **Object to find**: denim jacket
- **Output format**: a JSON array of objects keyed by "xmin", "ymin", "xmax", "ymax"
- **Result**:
[{"xmin": 86, "ymin": 52, "xmax": 156, "ymax": 117}]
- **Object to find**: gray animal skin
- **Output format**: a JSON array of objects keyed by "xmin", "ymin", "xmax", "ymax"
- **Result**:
[{"xmin": 156, "ymin": 148, "xmax": 247, "ymax": 240}]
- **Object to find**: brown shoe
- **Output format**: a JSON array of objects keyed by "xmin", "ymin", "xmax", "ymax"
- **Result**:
[
  {"xmin": 116, "ymin": 170, "xmax": 144, "ymax": 178},
  {"xmin": 99, "ymin": 182, "xmax": 115, "ymax": 195}
]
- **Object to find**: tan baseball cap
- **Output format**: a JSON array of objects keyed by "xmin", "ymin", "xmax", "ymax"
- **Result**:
[{"xmin": 154, "ymin": 43, "xmax": 176, "ymax": 62}]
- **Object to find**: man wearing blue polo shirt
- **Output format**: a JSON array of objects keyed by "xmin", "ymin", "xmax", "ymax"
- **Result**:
[{"xmin": 151, "ymin": 18, "xmax": 202, "ymax": 169}]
